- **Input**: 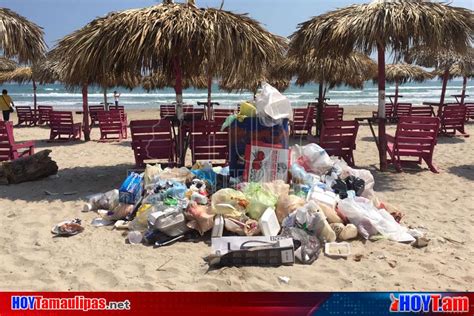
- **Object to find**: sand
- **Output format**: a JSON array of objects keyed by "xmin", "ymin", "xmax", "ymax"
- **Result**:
[{"xmin": 0, "ymin": 106, "xmax": 473, "ymax": 291}]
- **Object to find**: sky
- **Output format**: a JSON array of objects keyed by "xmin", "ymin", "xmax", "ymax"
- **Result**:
[{"xmin": 1, "ymin": 0, "xmax": 473, "ymax": 49}]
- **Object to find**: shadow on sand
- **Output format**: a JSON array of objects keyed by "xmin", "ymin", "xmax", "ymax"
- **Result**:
[{"xmin": 448, "ymin": 165, "xmax": 474, "ymax": 181}]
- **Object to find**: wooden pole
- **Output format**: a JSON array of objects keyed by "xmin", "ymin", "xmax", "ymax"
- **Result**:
[
  {"xmin": 316, "ymin": 82, "xmax": 324, "ymax": 137},
  {"xmin": 82, "ymin": 85, "xmax": 91, "ymax": 141},
  {"xmin": 377, "ymin": 43, "xmax": 387, "ymax": 172},
  {"xmin": 32, "ymin": 79, "xmax": 37, "ymax": 112},
  {"xmin": 460, "ymin": 76, "xmax": 467, "ymax": 105},
  {"xmin": 207, "ymin": 76, "xmax": 212, "ymax": 120},
  {"xmin": 103, "ymin": 88, "xmax": 108, "ymax": 111},
  {"xmin": 438, "ymin": 68, "xmax": 450, "ymax": 116},
  {"xmin": 173, "ymin": 58, "xmax": 184, "ymax": 166}
]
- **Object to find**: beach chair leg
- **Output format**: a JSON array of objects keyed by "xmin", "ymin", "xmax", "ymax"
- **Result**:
[{"xmin": 425, "ymin": 157, "xmax": 439, "ymax": 173}]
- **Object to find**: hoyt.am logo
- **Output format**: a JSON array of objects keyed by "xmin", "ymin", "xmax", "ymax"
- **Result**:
[{"xmin": 390, "ymin": 293, "xmax": 469, "ymax": 313}]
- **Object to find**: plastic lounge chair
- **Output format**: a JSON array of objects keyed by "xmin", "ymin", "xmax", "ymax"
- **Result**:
[
  {"xmin": 49, "ymin": 111, "xmax": 82, "ymax": 141},
  {"xmin": 372, "ymin": 104, "xmax": 394, "ymax": 120},
  {"xmin": 15, "ymin": 106, "xmax": 37, "ymax": 126},
  {"xmin": 0, "ymin": 121, "xmax": 35, "ymax": 162},
  {"xmin": 439, "ymin": 105, "xmax": 468, "ymax": 137},
  {"xmin": 98, "ymin": 110, "xmax": 126, "ymax": 141},
  {"xmin": 291, "ymin": 107, "xmax": 314, "ymax": 137},
  {"xmin": 37, "ymin": 105, "xmax": 53, "ymax": 125},
  {"xmin": 394, "ymin": 103, "xmax": 412, "ymax": 119},
  {"xmin": 89, "ymin": 105, "xmax": 105, "ymax": 126},
  {"xmin": 409, "ymin": 106, "xmax": 434, "ymax": 117},
  {"xmin": 189, "ymin": 121, "xmax": 229, "ymax": 166},
  {"xmin": 160, "ymin": 104, "xmax": 176, "ymax": 119},
  {"xmin": 319, "ymin": 120, "xmax": 359, "ymax": 166},
  {"xmin": 130, "ymin": 119, "xmax": 175, "ymax": 168},
  {"xmin": 386, "ymin": 116, "xmax": 440, "ymax": 173}
]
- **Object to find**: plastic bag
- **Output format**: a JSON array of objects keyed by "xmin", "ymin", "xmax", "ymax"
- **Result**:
[
  {"xmin": 290, "ymin": 163, "xmax": 319, "ymax": 186},
  {"xmin": 261, "ymin": 180, "xmax": 290, "ymax": 197},
  {"xmin": 211, "ymin": 189, "xmax": 248, "ymax": 218},
  {"xmin": 185, "ymin": 202, "xmax": 214, "ymax": 235},
  {"xmin": 332, "ymin": 179, "xmax": 348, "ymax": 199},
  {"xmin": 291, "ymin": 144, "xmax": 333, "ymax": 176},
  {"xmin": 255, "ymin": 82, "xmax": 293, "ymax": 127},
  {"xmin": 275, "ymin": 194, "xmax": 306, "ymax": 223},
  {"xmin": 236, "ymin": 101, "xmax": 257, "ymax": 122},
  {"xmin": 345, "ymin": 176, "xmax": 365, "ymax": 197},
  {"xmin": 224, "ymin": 217, "xmax": 260, "ymax": 236},
  {"xmin": 336, "ymin": 161, "xmax": 375, "ymax": 200},
  {"xmin": 128, "ymin": 204, "xmax": 155, "ymax": 232},
  {"xmin": 158, "ymin": 167, "xmax": 194, "ymax": 183},
  {"xmin": 143, "ymin": 164, "xmax": 163, "ymax": 188},
  {"xmin": 338, "ymin": 197, "xmax": 415, "ymax": 242},
  {"xmin": 88, "ymin": 189, "xmax": 119, "ymax": 211},
  {"xmin": 242, "ymin": 183, "xmax": 278, "ymax": 220},
  {"xmin": 280, "ymin": 227, "xmax": 322, "ymax": 264}
]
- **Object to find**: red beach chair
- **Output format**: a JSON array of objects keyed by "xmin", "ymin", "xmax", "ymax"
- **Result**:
[
  {"xmin": 372, "ymin": 104, "xmax": 394, "ymax": 120},
  {"xmin": 291, "ymin": 107, "xmax": 314, "ymax": 137},
  {"xmin": 464, "ymin": 103, "xmax": 474, "ymax": 122},
  {"xmin": 89, "ymin": 105, "xmax": 105, "ymax": 126},
  {"xmin": 409, "ymin": 106, "xmax": 434, "ymax": 117},
  {"xmin": 212, "ymin": 108, "xmax": 235, "ymax": 124},
  {"xmin": 439, "ymin": 105, "xmax": 468, "ymax": 137},
  {"xmin": 189, "ymin": 121, "xmax": 229, "ymax": 166},
  {"xmin": 15, "ymin": 106, "xmax": 37, "ymax": 126},
  {"xmin": 130, "ymin": 119, "xmax": 175, "ymax": 168},
  {"xmin": 0, "ymin": 121, "xmax": 35, "ymax": 162},
  {"xmin": 98, "ymin": 110, "xmax": 127, "ymax": 141},
  {"xmin": 394, "ymin": 103, "xmax": 412, "ymax": 118},
  {"xmin": 37, "ymin": 106, "xmax": 53, "ymax": 125},
  {"xmin": 386, "ymin": 116, "xmax": 440, "ymax": 173},
  {"xmin": 49, "ymin": 111, "xmax": 82, "ymax": 141},
  {"xmin": 322, "ymin": 106, "xmax": 344, "ymax": 124},
  {"xmin": 319, "ymin": 120, "xmax": 359, "ymax": 166}
]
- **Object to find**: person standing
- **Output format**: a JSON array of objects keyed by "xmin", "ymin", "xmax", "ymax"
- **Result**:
[
  {"xmin": 0, "ymin": 89, "xmax": 15, "ymax": 121},
  {"xmin": 113, "ymin": 91, "xmax": 121, "ymax": 107}
]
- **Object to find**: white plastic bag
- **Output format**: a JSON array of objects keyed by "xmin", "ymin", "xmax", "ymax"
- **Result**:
[
  {"xmin": 291, "ymin": 144, "xmax": 333, "ymax": 175},
  {"xmin": 255, "ymin": 82, "xmax": 293, "ymax": 126},
  {"xmin": 338, "ymin": 197, "xmax": 414, "ymax": 242}
]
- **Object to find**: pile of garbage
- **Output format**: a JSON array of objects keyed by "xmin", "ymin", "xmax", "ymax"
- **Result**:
[{"xmin": 77, "ymin": 143, "xmax": 423, "ymax": 267}]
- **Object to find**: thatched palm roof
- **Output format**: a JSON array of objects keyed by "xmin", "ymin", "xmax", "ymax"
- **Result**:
[
  {"xmin": 0, "ymin": 8, "xmax": 47, "ymax": 64},
  {"xmin": 289, "ymin": 0, "xmax": 473, "ymax": 59},
  {"xmin": 432, "ymin": 64, "xmax": 474, "ymax": 80},
  {"xmin": 284, "ymin": 52, "xmax": 377, "ymax": 89},
  {"xmin": 142, "ymin": 73, "xmax": 208, "ymax": 92},
  {"xmin": 0, "ymin": 57, "xmax": 17, "ymax": 72},
  {"xmin": 376, "ymin": 63, "xmax": 434, "ymax": 84},
  {"xmin": 51, "ymin": 1, "xmax": 286, "ymax": 89},
  {"xmin": 0, "ymin": 66, "xmax": 32, "ymax": 84}
]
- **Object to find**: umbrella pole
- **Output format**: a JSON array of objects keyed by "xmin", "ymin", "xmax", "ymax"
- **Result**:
[
  {"xmin": 82, "ymin": 85, "xmax": 91, "ymax": 141},
  {"xmin": 207, "ymin": 76, "xmax": 212, "ymax": 120},
  {"xmin": 316, "ymin": 82, "xmax": 324, "ymax": 137},
  {"xmin": 460, "ymin": 76, "xmax": 467, "ymax": 105},
  {"xmin": 32, "ymin": 79, "xmax": 37, "ymax": 113},
  {"xmin": 394, "ymin": 80, "xmax": 399, "ymax": 108},
  {"xmin": 103, "ymin": 88, "xmax": 108, "ymax": 110},
  {"xmin": 438, "ymin": 68, "xmax": 449, "ymax": 116},
  {"xmin": 377, "ymin": 43, "xmax": 387, "ymax": 172},
  {"xmin": 173, "ymin": 58, "xmax": 184, "ymax": 166}
]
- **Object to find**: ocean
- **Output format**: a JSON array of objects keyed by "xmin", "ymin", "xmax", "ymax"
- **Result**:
[{"xmin": 2, "ymin": 80, "xmax": 472, "ymax": 110}]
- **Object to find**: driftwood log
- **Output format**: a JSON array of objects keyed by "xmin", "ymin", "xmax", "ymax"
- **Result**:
[{"xmin": 0, "ymin": 150, "xmax": 58, "ymax": 185}]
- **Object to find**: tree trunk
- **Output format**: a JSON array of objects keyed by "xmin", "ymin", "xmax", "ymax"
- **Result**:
[
  {"xmin": 82, "ymin": 85, "xmax": 91, "ymax": 141},
  {"xmin": 377, "ymin": 43, "xmax": 387, "ymax": 172},
  {"xmin": 460, "ymin": 76, "xmax": 467, "ymax": 105},
  {"xmin": 316, "ymin": 82, "xmax": 324, "ymax": 137},
  {"xmin": 0, "ymin": 150, "xmax": 58, "ymax": 185}
]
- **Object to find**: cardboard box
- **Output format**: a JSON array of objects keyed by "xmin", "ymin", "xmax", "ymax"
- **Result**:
[{"xmin": 243, "ymin": 142, "xmax": 290, "ymax": 183}]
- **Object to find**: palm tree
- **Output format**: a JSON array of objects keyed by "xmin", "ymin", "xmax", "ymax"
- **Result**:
[{"xmin": 289, "ymin": 0, "xmax": 473, "ymax": 171}]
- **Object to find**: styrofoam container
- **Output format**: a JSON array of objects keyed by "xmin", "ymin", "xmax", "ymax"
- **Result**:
[
  {"xmin": 258, "ymin": 207, "xmax": 280, "ymax": 236},
  {"xmin": 310, "ymin": 190, "xmax": 338, "ymax": 210},
  {"xmin": 154, "ymin": 209, "xmax": 189, "ymax": 237},
  {"xmin": 212, "ymin": 215, "xmax": 224, "ymax": 238},
  {"xmin": 324, "ymin": 242, "xmax": 351, "ymax": 257}
]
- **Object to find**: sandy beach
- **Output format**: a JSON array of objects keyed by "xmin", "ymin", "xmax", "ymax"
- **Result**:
[{"xmin": 0, "ymin": 105, "xmax": 473, "ymax": 291}]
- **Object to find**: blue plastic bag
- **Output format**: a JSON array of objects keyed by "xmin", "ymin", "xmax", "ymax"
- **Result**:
[{"xmin": 119, "ymin": 172, "xmax": 143, "ymax": 205}]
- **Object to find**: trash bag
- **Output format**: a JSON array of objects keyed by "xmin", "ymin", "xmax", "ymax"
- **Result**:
[
  {"xmin": 128, "ymin": 204, "xmax": 155, "ymax": 232},
  {"xmin": 87, "ymin": 189, "xmax": 120, "ymax": 211},
  {"xmin": 185, "ymin": 202, "xmax": 214, "ymax": 235},
  {"xmin": 275, "ymin": 194, "xmax": 306, "ymax": 223},
  {"xmin": 236, "ymin": 101, "xmax": 257, "ymax": 122},
  {"xmin": 345, "ymin": 176, "xmax": 365, "ymax": 197},
  {"xmin": 291, "ymin": 144, "xmax": 333, "ymax": 176},
  {"xmin": 255, "ymin": 82, "xmax": 293, "ymax": 127},
  {"xmin": 224, "ymin": 217, "xmax": 260, "ymax": 236},
  {"xmin": 261, "ymin": 180, "xmax": 290, "ymax": 197},
  {"xmin": 242, "ymin": 183, "xmax": 278, "ymax": 220},
  {"xmin": 191, "ymin": 166, "xmax": 216, "ymax": 191},
  {"xmin": 280, "ymin": 227, "xmax": 322, "ymax": 264},
  {"xmin": 290, "ymin": 163, "xmax": 319, "ymax": 186},
  {"xmin": 336, "ymin": 161, "xmax": 375, "ymax": 200},
  {"xmin": 211, "ymin": 189, "xmax": 248, "ymax": 218},
  {"xmin": 143, "ymin": 164, "xmax": 163, "ymax": 188},
  {"xmin": 158, "ymin": 167, "xmax": 194, "ymax": 183},
  {"xmin": 332, "ymin": 179, "xmax": 348, "ymax": 199},
  {"xmin": 338, "ymin": 197, "xmax": 415, "ymax": 242}
]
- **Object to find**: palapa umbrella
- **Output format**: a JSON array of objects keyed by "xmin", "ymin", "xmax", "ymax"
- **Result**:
[
  {"xmin": 0, "ymin": 8, "xmax": 46, "ymax": 64},
  {"xmin": 51, "ymin": 0, "xmax": 285, "ymax": 143},
  {"xmin": 407, "ymin": 46, "xmax": 473, "ymax": 106},
  {"xmin": 284, "ymin": 51, "xmax": 377, "ymax": 135},
  {"xmin": 0, "ymin": 57, "xmax": 17, "ymax": 72},
  {"xmin": 0, "ymin": 65, "xmax": 40, "ymax": 110},
  {"xmin": 289, "ymin": 0, "xmax": 473, "ymax": 171},
  {"xmin": 374, "ymin": 63, "xmax": 434, "ymax": 107}
]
